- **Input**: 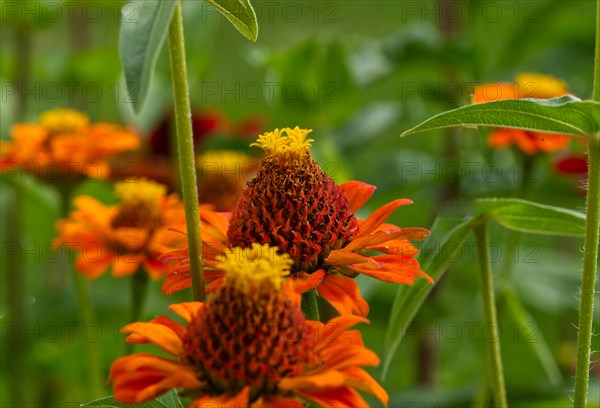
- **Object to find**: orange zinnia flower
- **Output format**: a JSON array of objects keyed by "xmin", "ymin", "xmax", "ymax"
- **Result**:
[
  {"xmin": 162, "ymin": 127, "xmax": 431, "ymax": 316},
  {"xmin": 473, "ymin": 73, "xmax": 572, "ymax": 155},
  {"xmin": 55, "ymin": 178, "xmax": 186, "ymax": 279},
  {"xmin": 1, "ymin": 108, "xmax": 139, "ymax": 179},
  {"xmin": 110, "ymin": 244, "xmax": 388, "ymax": 407}
]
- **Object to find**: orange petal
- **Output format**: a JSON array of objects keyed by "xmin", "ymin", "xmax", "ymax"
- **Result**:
[
  {"xmin": 112, "ymin": 255, "xmax": 142, "ymax": 277},
  {"xmin": 342, "ymin": 366, "xmax": 389, "ymax": 407},
  {"xmin": 190, "ymin": 386, "xmax": 250, "ymax": 408},
  {"xmin": 357, "ymin": 199, "xmax": 412, "ymax": 237},
  {"xmin": 324, "ymin": 250, "xmax": 378, "ymax": 267},
  {"xmin": 162, "ymin": 271, "xmax": 192, "ymax": 295},
  {"xmin": 317, "ymin": 274, "xmax": 369, "ymax": 317},
  {"xmin": 121, "ymin": 322, "xmax": 183, "ymax": 356},
  {"xmin": 279, "ymin": 370, "xmax": 348, "ymax": 391},
  {"xmin": 339, "ymin": 181, "xmax": 376, "ymax": 213},
  {"xmin": 111, "ymin": 354, "xmax": 201, "ymax": 404},
  {"xmin": 291, "ymin": 270, "xmax": 325, "ymax": 294},
  {"xmin": 318, "ymin": 343, "xmax": 380, "ymax": 371},
  {"xmin": 350, "ymin": 255, "xmax": 432, "ymax": 284},
  {"xmin": 473, "ymin": 82, "xmax": 517, "ymax": 103},
  {"xmin": 368, "ymin": 238, "xmax": 419, "ymax": 256},
  {"xmin": 75, "ymin": 251, "xmax": 111, "ymax": 279},
  {"xmin": 168, "ymin": 302, "xmax": 204, "ymax": 323},
  {"xmin": 200, "ymin": 210, "xmax": 230, "ymax": 239},
  {"xmin": 151, "ymin": 316, "xmax": 186, "ymax": 340},
  {"xmin": 316, "ymin": 315, "xmax": 369, "ymax": 349},
  {"xmin": 299, "ymin": 386, "xmax": 369, "ymax": 408}
]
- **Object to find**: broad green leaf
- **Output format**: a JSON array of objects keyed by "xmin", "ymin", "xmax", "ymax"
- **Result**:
[
  {"xmin": 476, "ymin": 198, "xmax": 586, "ymax": 236},
  {"xmin": 382, "ymin": 216, "xmax": 475, "ymax": 379},
  {"xmin": 401, "ymin": 96, "xmax": 600, "ymax": 138},
  {"xmin": 81, "ymin": 389, "xmax": 182, "ymax": 408},
  {"xmin": 119, "ymin": 0, "xmax": 177, "ymax": 112},
  {"xmin": 204, "ymin": 0, "xmax": 258, "ymax": 42}
]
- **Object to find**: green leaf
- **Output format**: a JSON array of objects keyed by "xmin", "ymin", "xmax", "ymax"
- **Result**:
[
  {"xmin": 118, "ymin": 0, "xmax": 177, "ymax": 112},
  {"xmin": 81, "ymin": 389, "xmax": 182, "ymax": 408},
  {"xmin": 382, "ymin": 216, "xmax": 475, "ymax": 379},
  {"xmin": 204, "ymin": 0, "xmax": 258, "ymax": 42},
  {"xmin": 401, "ymin": 96, "xmax": 600, "ymax": 138},
  {"xmin": 476, "ymin": 198, "xmax": 586, "ymax": 236}
]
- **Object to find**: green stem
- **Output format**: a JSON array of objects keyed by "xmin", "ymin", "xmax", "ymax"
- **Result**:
[
  {"xmin": 125, "ymin": 268, "xmax": 149, "ymax": 354},
  {"xmin": 474, "ymin": 221, "xmax": 508, "ymax": 408},
  {"xmin": 73, "ymin": 271, "xmax": 103, "ymax": 398},
  {"xmin": 301, "ymin": 289, "xmax": 320, "ymax": 322},
  {"xmin": 167, "ymin": 1, "xmax": 205, "ymax": 302},
  {"xmin": 573, "ymin": 134, "xmax": 600, "ymax": 407},
  {"xmin": 593, "ymin": 0, "xmax": 599, "ymax": 102}
]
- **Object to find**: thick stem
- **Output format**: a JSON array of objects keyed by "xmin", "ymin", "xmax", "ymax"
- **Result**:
[
  {"xmin": 593, "ymin": 0, "xmax": 600, "ymax": 102},
  {"xmin": 73, "ymin": 271, "xmax": 103, "ymax": 398},
  {"xmin": 167, "ymin": 1, "xmax": 205, "ymax": 302},
  {"xmin": 125, "ymin": 268, "xmax": 149, "ymax": 354},
  {"xmin": 573, "ymin": 134, "xmax": 600, "ymax": 407},
  {"xmin": 474, "ymin": 221, "xmax": 508, "ymax": 408},
  {"xmin": 301, "ymin": 289, "xmax": 320, "ymax": 322}
]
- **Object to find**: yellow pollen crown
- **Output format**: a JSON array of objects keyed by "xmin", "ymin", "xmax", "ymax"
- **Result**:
[
  {"xmin": 115, "ymin": 178, "xmax": 166, "ymax": 208},
  {"xmin": 39, "ymin": 108, "xmax": 89, "ymax": 134},
  {"xmin": 218, "ymin": 244, "xmax": 292, "ymax": 292},
  {"xmin": 250, "ymin": 127, "xmax": 314, "ymax": 161}
]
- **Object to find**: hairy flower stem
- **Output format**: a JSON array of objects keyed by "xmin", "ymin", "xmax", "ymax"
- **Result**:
[
  {"xmin": 573, "ymin": 133, "xmax": 600, "ymax": 407},
  {"xmin": 167, "ymin": 1, "xmax": 205, "ymax": 302},
  {"xmin": 474, "ymin": 221, "xmax": 508, "ymax": 408},
  {"xmin": 125, "ymin": 268, "xmax": 149, "ymax": 354},
  {"xmin": 301, "ymin": 289, "xmax": 320, "ymax": 322},
  {"xmin": 573, "ymin": 2, "xmax": 600, "ymax": 405}
]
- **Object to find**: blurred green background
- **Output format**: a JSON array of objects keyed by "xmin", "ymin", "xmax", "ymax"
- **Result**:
[{"xmin": 1, "ymin": 0, "xmax": 598, "ymax": 407}]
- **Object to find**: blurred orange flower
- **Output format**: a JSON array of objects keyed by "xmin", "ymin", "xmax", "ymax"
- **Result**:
[
  {"xmin": 162, "ymin": 128, "xmax": 431, "ymax": 317},
  {"xmin": 1, "ymin": 108, "xmax": 140, "ymax": 179},
  {"xmin": 196, "ymin": 150, "xmax": 259, "ymax": 211},
  {"xmin": 473, "ymin": 73, "xmax": 572, "ymax": 155},
  {"xmin": 55, "ymin": 178, "xmax": 186, "ymax": 279},
  {"xmin": 110, "ymin": 244, "xmax": 388, "ymax": 407}
]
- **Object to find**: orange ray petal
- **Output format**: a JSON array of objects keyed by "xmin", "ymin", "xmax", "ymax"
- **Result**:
[
  {"xmin": 299, "ymin": 386, "xmax": 369, "ymax": 408},
  {"xmin": 121, "ymin": 322, "xmax": 183, "ymax": 356},
  {"xmin": 252, "ymin": 396, "xmax": 304, "ymax": 408},
  {"xmin": 324, "ymin": 250, "xmax": 378, "ymax": 267},
  {"xmin": 291, "ymin": 270, "xmax": 325, "ymax": 294},
  {"xmin": 357, "ymin": 199, "xmax": 412, "ymax": 237},
  {"xmin": 317, "ymin": 274, "xmax": 369, "ymax": 317},
  {"xmin": 112, "ymin": 255, "xmax": 142, "ymax": 278},
  {"xmin": 318, "ymin": 344, "xmax": 380, "ymax": 371},
  {"xmin": 279, "ymin": 370, "xmax": 348, "ymax": 391},
  {"xmin": 75, "ymin": 251, "xmax": 112, "ymax": 279},
  {"xmin": 200, "ymin": 210, "xmax": 230, "ymax": 239},
  {"xmin": 350, "ymin": 255, "xmax": 432, "ymax": 284},
  {"xmin": 316, "ymin": 315, "xmax": 369, "ymax": 350},
  {"xmin": 190, "ymin": 386, "xmax": 250, "ymax": 408},
  {"xmin": 151, "ymin": 316, "xmax": 186, "ymax": 340},
  {"xmin": 339, "ymin": 181, "xmax": 376, "ymax": 213},
  {"xmin": 168, "ymin": 302, "xmax": 204, "ymax": 323},
  {"xmin": 368, "ymin": 238, "xmax": 419, "ymax": 256},
  {"xmin": 343, "ymin": 366, "xmax": 389, "ymax": 407}
]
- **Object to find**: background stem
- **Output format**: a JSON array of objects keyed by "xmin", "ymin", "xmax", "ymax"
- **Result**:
[
  {"xmin": 474, "ymin": 221, "xmax": 508, "ymax": 408},
  {"xmin": 301, "ymin": 289, "xmax": 320, "ymax": 322},
  {"xmin": 167, "ymin": 1, "xmax": 205, "ymax": 302},
  {"xmin": 125, "ymin": 267, "xmax": 149, "ymax": 354}
]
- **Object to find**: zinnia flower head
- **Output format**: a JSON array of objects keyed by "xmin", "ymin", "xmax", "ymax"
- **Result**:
[
  {"xmin": 228, "ymin": 127, "xmax": 358, "ymax": 273},
  {"xmin": 163, "ymin": 127, "xmax": 431, "ymax": 317},
  {"xmin": 473, "ymin": 73, "xmax": 571, "ymax": 155},
  {"xmin": 197, "ymin": 150, "xmax": 258, "ymax": 211},
  {"xmin": 55, "ymin": 178, "xmax": 186, "ymax": 279},
  {"xmin": 111, "ymin": 244, "xmax": 388, "ymax": 407},
  {"xmin": 1, "ymin": 108, "xmax": 139, "ymax": 179}
]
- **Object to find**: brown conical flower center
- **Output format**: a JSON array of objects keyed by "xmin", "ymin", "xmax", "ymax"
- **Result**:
[
  {"xmin": 227, "ymin": 127, "xmax": 358, "ymax": 273},
  {"xmin": 183, "ymin": 245, "xmax": 318, "ymax": 401},
  {"xmin": 111, "ymin": 178, "xmax": 165, "ymax": 230}
]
